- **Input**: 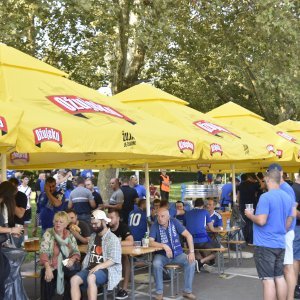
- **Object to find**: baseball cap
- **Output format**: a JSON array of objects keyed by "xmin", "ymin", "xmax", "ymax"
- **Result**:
[
  {"xmin": 91, "ymin": 210, "xmax": 111, "ymax": 223},
  {"xmin": 267, "ymin": 163, "xmax": 283, "ymax": 172}
]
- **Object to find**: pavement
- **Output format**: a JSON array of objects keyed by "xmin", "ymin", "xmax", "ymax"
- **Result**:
[{"xmin": 21, "ymin": 246, "xmax": 262, "ymax": 300}]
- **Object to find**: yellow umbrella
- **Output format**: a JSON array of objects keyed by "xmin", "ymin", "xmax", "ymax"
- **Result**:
[
  {"xmin": 0, "ymin": 44, "xmax": 207, "ymax": 169},
  {"xmin": 112, "ymin": 83, "xmax": 274, "ymax": 166}
]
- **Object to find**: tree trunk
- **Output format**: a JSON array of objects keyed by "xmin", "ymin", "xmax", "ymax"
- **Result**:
[{"xmin": 97, "ymin": 168, "xmax": 117, "ymax": 203}]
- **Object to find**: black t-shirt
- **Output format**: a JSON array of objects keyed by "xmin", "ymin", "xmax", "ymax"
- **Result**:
[
  {"xmin": 88, "ymin": 235, "xmax": 104, "ymax": 270},
  {"xmin": 292, "ymin": 183, "xmax": 300, "ymax": 226},
  {"xmin": 120, "ymin": 185, "xmax": 139, "ymax": 223},
  {"xmin": 92, "ymin": 191, "xmax": 103, "ymax": 207},
  {"xmin": 111, "ymin": 222, "xmax": 131, "ymax": 241},
  {"xmin": 13, "ymin": 191, "xmax": 27, "ymax": 226},
  {"xmin": 77, "ymin": 220, "xmax": 91, "ymax": 245},
  {"xmin": 238, "ymin": 181, "xmax": 260, "ymax": 212}
]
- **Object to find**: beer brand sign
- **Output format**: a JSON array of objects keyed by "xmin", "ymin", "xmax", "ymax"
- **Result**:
[
  {"xmin": 0, "ymin": 116, "xmax": 8, "ymax": 135},
  {"xmin": 177, "ymin": 140, "xmax": 194, "ymax": 154},
  {"xmin": 267, "ymin": 144, "xmax": 275, "ymax": 153},
  {"xmin": 210, "ymin": 143, "xmax": 223, "ymax": 156},
  {"xmin": 33, "ymin": 127, "xmax": 63, "ymax": 147},
  {"xmin": 193, "ymin": 120, "xmax": 240, "ymax": 138},
  {"xmin": 47, "ymin": 95, "xmax": 136, "ymax": 124},
  {"xmin": 277, "ymin": 131, "xmax": 299, "ymax": 144},
  {"xmin": 10, "ymin": 152, "xmax": 30, "ymax": 163},
  {"xmin": 276, "ymin": 149, "xmax": 283, "ymax": 158}
]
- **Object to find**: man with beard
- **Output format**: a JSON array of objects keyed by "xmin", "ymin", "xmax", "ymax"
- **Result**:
[{"xmin": 70, "ymin": 210, "xmax": 121, "ymax": 300}]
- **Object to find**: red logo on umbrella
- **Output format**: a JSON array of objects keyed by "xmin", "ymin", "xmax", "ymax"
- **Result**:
[
  {"xmin": 276, "ymin": 149, "xmax": 283, "ymax": 158},
  {"xmin": 277, "ymin": 131, "xmax": 299, "ymax": 144},
  {"xmin": 0, "ymin": 116, "xmax": 8, "ymax": 135},
  {"xmin": 47, "ymin": 95, "xmax": 136, "ymax": 125},
  {"xmin": 194, "ymin": 120, "xmax": 240, "ymax": 138},
  {"xmin": 177, "ymin": 140, "xmax": 194, "ymax": 154},
  {"xmin": 210, "ymin": 143, "xmax": 223, "ymax": 156},
  {"xmin": 10, "ymin": 152, "xmax": 30, "ymax": 163},
  {"xmin": 33, "ymin": 127, "xmax": 63, "ymax": 148},
  {"xmin": 267, "ymin": 144, "xmax": 275, "ymax": 153}
]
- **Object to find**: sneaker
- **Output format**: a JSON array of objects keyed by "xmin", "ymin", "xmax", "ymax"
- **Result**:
[
  {"xmin": 116, "ymin": 289, "xmax": 128, "ymax": 299},
  {"xmin": 203, "ymin": 264, "xmax": 215, "ymax": 273},
  {"xmin": 182, "ymin": 292, "xmax": 196, "ymax": 299},
  {"xmin": 196, "ymin": 259, "xmax": 204, "ymax": 272},
  {"xmin": 154, "ymin": 294, "xmax": 163, "ymax": 300}
]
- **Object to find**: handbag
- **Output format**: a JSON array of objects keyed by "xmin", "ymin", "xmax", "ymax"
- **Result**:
[{"xmin": 57, "ymin": 243, "xmax": 81, "ymax": 277}]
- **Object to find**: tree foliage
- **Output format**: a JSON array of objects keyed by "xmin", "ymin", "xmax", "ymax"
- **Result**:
[{"xmin": 0, "ymin": 0, "xmax": 299, "ymax": 123}]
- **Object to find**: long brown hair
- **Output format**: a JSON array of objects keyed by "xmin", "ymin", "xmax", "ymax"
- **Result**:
[{"xmin": 0, "ymin": 181, "xmax": 16, "ymax": 226}]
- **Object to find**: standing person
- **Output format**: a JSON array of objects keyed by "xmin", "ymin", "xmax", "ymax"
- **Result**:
[
  {"xmin": 108, "ymin": 209, "xmax": 133, "ymax": 299},
  {"xmin": 237, "ymin": 173, "xmax": 260, "ymax": 244},
  {"xmin": 38, "ymin": 177, "xmax": 66, "ymax": 233},
  {"xmin": 85, "ymin": 178, "xmax": 103, "ymax": 208},
  {"xmin": 17, "ymin": 175, "xmax": 32, "ymax": 241},
  {"xmin": 206, "ymin": 199, "xmax": 223, "ymax": 229},
  {"xmin": 70, "ymin": 210, "xmax": 122, "ymax": 300},
  {"xmin": 8, "ymin": 178, "xmax": 27, "ymax": 247},
  {"xmin": 128, "ymin": 199, "xmax": 147, "ymax": 242},
  {"xmin": 149, "ymin": 208, "xmax": 196, "ymax": 300},
  {"xmin": 101, "ymin": 178, "xmax": 124, "ymax": 211},
  {"xmin": 129, "ymin": 175, "xmax": 146, "ymax": 199},
  {"xmin": 293, "ymin": 173, "xmax": 300, "ymax": 298},
  {"xmin": 159, "ymin": 170, "xmax": 171, "ymax": 201},
  {"xmin": 220, "ymin": 178, "xmax": 233, "ymax": 208},
  {"xmin": 120, "ymin": 177, "xmax": 139, "ymax": 224},
  {"xmin": 68, "ymin": 176, "xmax": 96, "ymax": 224},
  {"xmin": 151, "ymin": 198, "xmax": 161, "ymax": 223},
  {"xmin": 245, "ymin": 169, "xmax": 294, "ymax": 300},
  {"xmin": 175, "ymin": 201, "xmax": 186, "ymax": 224}
]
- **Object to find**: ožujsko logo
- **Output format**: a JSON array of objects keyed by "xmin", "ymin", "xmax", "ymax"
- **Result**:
[
  {"xmin": 10, "ymin": 152, "xmax": 30, "ymax": 163},
  {"xmin": 47, "ymin": 95, "xmax": 136, "ymax": 125},
  {"xmin": 276, "ymin": 149, "xmax": 283, "ymax": 158},
  {"xmin": 277, "ymin": 131, "xmax": 299, "ymax": 144},
  {"xmin": 122, "ymin": 131, "xmax": 136, "ymax": 147},
  {"xmin": 210, "ymin": 143, "xmax": 223, "ymax": 156},
  {"xmin": 0, "ymin": 116, "xmax": 8, "ymax": 135},
  {"xmin": 267, "ymin": 144, "xmax": 275, "ymax": 153},
  {"xmin": 193, "ymin": 120, "xmax": 240, "ymax": 138},
  {"xmin": 177, "ymin": 140, "xmax": 194, "ymax": 154},
  {"xmin": 33, "ymin": 127, "xmax": 63, "ymax": 148}
]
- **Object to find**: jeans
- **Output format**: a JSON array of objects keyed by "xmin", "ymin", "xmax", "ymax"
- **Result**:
[
  {"xmin": 76, "ymin": 268, "xmax": 108, "ymax": 289},
  {"xmin": 153, "ymin": 253, "xmax": 195, "ymax": 294}
]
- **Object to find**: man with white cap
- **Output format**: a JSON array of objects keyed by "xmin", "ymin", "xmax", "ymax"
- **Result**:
[{"xmin": 70, "ymin": 210, "xmax": 122, "ymax": 300}]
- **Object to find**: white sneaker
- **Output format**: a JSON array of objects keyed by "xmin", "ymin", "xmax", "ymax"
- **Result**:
[{"xmin": 203, "ymin": 264, "xmax": 215, "ymax": 273}]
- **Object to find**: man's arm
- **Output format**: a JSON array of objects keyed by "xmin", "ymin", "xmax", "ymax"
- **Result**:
[
  {"xmin": 245, "ymin": 210, "xmax": 267, "ymax": 226},
  {"xmin": 207, "ymin": 221, "xmax": 219, "ymax": 232},
  {"xmin": 149, "ymin": 237, "xmax": 173, "ymax": 258},
  {"xmin": 70, "ymin": 229, "xmax": 89, "ymax": 244},
  {"xmin": 181, "ymin": 229, "xmax": 195, "ymax": 263},
  {"xmin": 121, "ymin": 234, "xmax": 134, "ymax": 246}
]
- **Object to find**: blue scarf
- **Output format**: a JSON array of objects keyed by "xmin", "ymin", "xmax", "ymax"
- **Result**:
[{"xmin": 159, "ymin": 219, "xmax": 183, "ymax": 257}]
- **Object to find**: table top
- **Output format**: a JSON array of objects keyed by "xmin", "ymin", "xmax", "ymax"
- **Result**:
[
  {"xmin": 208, "ymin": 227, "xmax": 240, "ymax": 234},
  {"xmin": 78, "ymin": 244, "xmax": 162, "ymax": 256}
]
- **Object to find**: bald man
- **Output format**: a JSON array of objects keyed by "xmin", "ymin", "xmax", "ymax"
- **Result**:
[{"xmin": 149, "ymin": 208, "xmax": 196, "ymax": 300}]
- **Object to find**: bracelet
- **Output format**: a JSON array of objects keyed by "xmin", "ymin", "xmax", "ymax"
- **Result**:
[{"xmin": 189, "ymin": 250, "xmax": 194, "ymax": 254}]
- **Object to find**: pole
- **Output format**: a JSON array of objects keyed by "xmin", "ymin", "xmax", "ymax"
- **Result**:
[
  {"xmin": 144, "ymin": 163, "xmax": 151, "ymax": 218},
  {"xmin": 1, "ymin": 154, "xmax": 7, "ymax": 182},
  {"xmin": 231, "ymin": 164, "xmax": 236, "ymax": 203}
]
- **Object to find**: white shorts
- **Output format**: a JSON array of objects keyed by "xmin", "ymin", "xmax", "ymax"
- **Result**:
[{"xmin": 284, "ymin": 230, "xmax": 295, "ymax": 265}]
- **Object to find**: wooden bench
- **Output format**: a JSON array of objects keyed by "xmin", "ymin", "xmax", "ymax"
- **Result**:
[{"xmin": 184, "ymin": 247, "xmax": 227, "ymax": 275}]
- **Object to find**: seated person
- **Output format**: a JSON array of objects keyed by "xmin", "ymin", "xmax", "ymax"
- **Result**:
[
  {"xmin": 128, "ymin": 199, "xmax": 147, "ymax": 242},
  {"xmin": 66, "ymin": 209, "xmax": 91, "ymax": 245},
  {"xmin": 184, "ymin": 199, "xmax": 219, "ymax": 273},
  {"xmin": 206, "ymin": 199, "xmax": 223, "ymax": 229},
  {"xmin": 108, "ymin": 209, "xmax": 134, "ymax": 300},
  {"xmin": 160, "ymin": 199, "xmax": 176, "ymax": 218},
  {"xmin": 40, "ymin": 211, "xmax": 80, "ymax": 300},
  {"xmin": 151, "ymin": 198, "xmax": 161, "ymax": 223},
  {"xmin": 71, "ymin": 210, "xmax": 121, "ymax": 300},
  {"xmin": 150, "ymin": 208, "xmax": 196, "ymax": 300},
  {"xmin": 175, "ymin": 201, "xmax": 185, "ymax": 224}
]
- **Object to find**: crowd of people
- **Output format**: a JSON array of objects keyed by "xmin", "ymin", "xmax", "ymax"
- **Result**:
[{"xmin": 0, "ymin": 165, "xmax": 299, "ymax": 300}]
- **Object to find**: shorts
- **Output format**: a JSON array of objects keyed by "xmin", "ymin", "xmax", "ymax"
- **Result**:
[
  {"xmin": 293, "ymin": 226, "xmax": 300, "ymax": 260},
  {"xmin": 24, "ymin": 208, "xmax": 32, "ymax": 224},
  {"xmin": 284, "ymin": 230, "xmax": 295, "ymax": 265},
  {"xmin": 194, "ymin": 240, "xmax": 220, "ymax": 250},
  {"xmin": 254, "ymin": 246, "xmax": 285, "ymax": 280},
  {"xmin": 76, "ymin": 268, "xmax": 108, "ymax": 289}
]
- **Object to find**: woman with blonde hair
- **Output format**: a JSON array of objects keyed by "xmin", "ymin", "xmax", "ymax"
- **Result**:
[{"xmin": 40, "ymin": 211, "xmax": 80, "ymax": 300}]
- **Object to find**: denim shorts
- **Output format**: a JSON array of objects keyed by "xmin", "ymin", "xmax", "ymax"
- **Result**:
[
  {"xmin": 254, "ymin": 246, "xmax": 285, "ymax": 280},
  {"xmin": 76, "ymin": 268, "xmax": 108, "ymax": 289},
  {"xmin": 293, "ymin": 226, "xmax": 300, "ymax": 260}
]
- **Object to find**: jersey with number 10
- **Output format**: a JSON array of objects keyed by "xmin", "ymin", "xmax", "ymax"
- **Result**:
[{"xmin": 128, "ymin": 207, "xmax": 147, "ymax": 242}]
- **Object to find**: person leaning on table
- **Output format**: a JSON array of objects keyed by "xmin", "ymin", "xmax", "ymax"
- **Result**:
[
  {"xmin": 39, "ymin": 211, "xmax": 80, "ymax": 300},
  {"xmin": 149, "ymin": 207, "xmax": 196, "ymax": 300}
]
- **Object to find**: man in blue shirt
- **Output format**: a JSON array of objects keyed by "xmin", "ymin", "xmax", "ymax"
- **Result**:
[
  {"xmin": 267, "ymin": 163, "xmax": 297, "ymax": 300},
  {"xmin": 245, "ymin": 169, "xmax": 293, "ymax": 300},
  {"xmin": 128, "ymin": 199, "xmax": 147, "ymax": 242},
  {"xmin": 150, "ymin": 208, "xmax": 196, "ymax": 300},
  {"xmin": 185, "ymin": 199, "xmax": 220, "ymax": 272},
  {"xmin": 206, "ymin": 198, "xmax": 223, "ymax": 228},
  {"xmin": 129, "ymin": 175, "xmax": 146, "ymax": 199},
  {"xmin": 220, "ymin": 179, "xmax": 233, "ymax": 208}
]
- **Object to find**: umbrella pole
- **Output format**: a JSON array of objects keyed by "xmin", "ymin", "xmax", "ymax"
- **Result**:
[
  {"xmin": 1, "ymin": 153, "xmax": 7, "ymax": 182},
  {"xmin": 144, "ymin": 163, "xmax": 151, "ymax": 218},
  {"xmin": 231, "ymin": 164, "xmax": 236, "ymax": 203}
]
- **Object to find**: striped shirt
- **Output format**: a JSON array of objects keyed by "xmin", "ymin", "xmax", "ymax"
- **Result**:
[{"xmin": 70, "ymin": 186, "xmax": 94, "ymax": 214}]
